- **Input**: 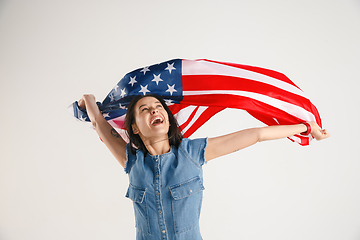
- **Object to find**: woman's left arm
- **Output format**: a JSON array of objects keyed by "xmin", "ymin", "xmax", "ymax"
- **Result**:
[{"xmin": 205, "ymin": 121, "xmax": 330, "ymax": 162}]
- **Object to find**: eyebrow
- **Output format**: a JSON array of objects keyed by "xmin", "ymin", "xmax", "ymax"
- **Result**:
[
  {"xmin": 138, "ymin": 104, "xmax": 147, "ymax": 109},
  {"xmin": 138, "ymin": 101, "xmax": 161, "ymax": 109}
]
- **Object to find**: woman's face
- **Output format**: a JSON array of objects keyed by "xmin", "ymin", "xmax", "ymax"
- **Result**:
[{"xmin": 132, "ymin": 96, "xmax": 170, "ymax": 139}]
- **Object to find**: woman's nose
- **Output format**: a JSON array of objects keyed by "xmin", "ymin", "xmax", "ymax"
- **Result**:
[{"xmin": 151, "ymin": 108, "xmax": 157, "ymax": 114}]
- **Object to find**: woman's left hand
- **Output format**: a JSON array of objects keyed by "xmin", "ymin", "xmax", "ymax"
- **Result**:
[{"xmin": 309, "ymin": 121, "xmax": 331, "ymax": 140}]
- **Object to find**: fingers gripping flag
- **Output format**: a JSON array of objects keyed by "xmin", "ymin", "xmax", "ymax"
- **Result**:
[{"xmin": 69, "ymin": 59, "xmax": 322, "ymax": 146}]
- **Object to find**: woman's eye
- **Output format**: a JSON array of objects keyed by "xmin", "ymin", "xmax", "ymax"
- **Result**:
[
  {"xmin": 156, "ymin": 105, "xmax": 162, "ymax": 108},
  {"xmin": 141, "ymin": 108, "xmax": 148, "ymax": 112}
]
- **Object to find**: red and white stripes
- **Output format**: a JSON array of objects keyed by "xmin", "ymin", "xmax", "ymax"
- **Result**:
[{"xmin": 175, "ymin": 59, "xmax": 321, "ymax": 145}]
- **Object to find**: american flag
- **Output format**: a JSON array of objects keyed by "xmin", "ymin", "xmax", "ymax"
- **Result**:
[{"xmin": 69, "ymin": 59, "xmax": 322, "ymax": 146}]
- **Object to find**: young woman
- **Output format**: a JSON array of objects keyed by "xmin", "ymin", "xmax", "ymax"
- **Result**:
[{"xmin": 78, "ymin": 93, "xmax": 330, "ymax": 240}]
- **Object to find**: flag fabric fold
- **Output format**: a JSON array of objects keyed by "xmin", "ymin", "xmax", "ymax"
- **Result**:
[{"xmin": 69, "ymin": 59, "xmax": 322, "ymax": 146}]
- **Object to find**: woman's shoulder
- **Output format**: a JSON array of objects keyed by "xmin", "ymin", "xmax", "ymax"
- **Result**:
[
  {"xmin": 178, "ymin": 137, "xmax": 208, "ymax": 167},
  {"xmin": 179, "ymin": 137, "xmax": 208, "ymax": 148},
  {"xmin": 124, "ymin": 144, "xmax": 145, "ymax": 174}
]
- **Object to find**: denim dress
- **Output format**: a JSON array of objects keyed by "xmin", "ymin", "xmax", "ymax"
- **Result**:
[{"xmin": 124, "ymin": 138, "xmax": 207, "ymax": 240}]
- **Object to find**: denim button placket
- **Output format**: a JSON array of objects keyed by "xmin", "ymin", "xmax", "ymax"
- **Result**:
[{"xmin": 153, "ymin": 155, "xmax": 167, "ymax": 239}]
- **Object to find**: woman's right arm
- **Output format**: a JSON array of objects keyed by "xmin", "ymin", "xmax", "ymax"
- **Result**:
[{"xmin": 79, "ymin": 94, "xmax": 127, "ymax": 167}]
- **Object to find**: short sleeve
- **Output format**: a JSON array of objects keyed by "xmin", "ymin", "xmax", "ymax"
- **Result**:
[
  {"xmin": 179, "ymin": 138, "xmax": 208, "ymax": 167},
  {"xmin": 124, "ymin": 144, "xmax": 137, "ymax": 174}
]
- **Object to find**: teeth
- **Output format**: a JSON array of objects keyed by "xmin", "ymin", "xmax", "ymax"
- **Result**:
[{"xmin": 151, "ymin": 116, "xmax": 163, "ymax": 125}]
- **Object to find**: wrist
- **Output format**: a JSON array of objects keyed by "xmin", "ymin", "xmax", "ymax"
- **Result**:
[{"xmin": 300, "ymin": 122, "xmax": 311, "ymax": 135}]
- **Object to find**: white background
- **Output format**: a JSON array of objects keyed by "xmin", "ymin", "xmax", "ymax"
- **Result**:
[{"xmin": 1, "ymin": 0, "xmax": 360, "ymax": 239}]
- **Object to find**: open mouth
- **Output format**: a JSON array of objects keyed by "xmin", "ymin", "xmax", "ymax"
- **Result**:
[{"xmin": 150, "ymin": 116, "xmax": 164, "ymax": 125}]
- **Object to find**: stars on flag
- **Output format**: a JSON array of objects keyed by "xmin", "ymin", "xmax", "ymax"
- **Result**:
[
  {"xmin": 126, "ymin": 60, "xmax": 180, "ymax": 97},
  {"xmin": 139, "ymin": 85, "xmax": 150, "ymax": 95},
  {"xmin": 140, "ymin": 66, "xmax": 150, "ymax": 75},
  {"xmin": 164, "ymin": 99, "xmax": 174, "ymax": 105},
  {"xmin": 79, "ymin": 115, "xmax": 87, "ymax": 121},
  {"xmin": 166, "ymin": 84, "xmax": 177, "ymax": 96},
  {"xmin": 113, "ymin": 84, "xmax": 119, "ymax": 92},
  {"xmin": 120, "ymin": 88, "xmax": 126, "ymax": 98},
  {"xmin": 109, "ymin": 93, "xmax": 115, "ymax": 102},
  {"xmin": 129, "ymin": 76, "xmax": 137, "ymax": 87},
  {"xmin": 104, "ymin": 60, "xmax": 180, "ymax": 104},
  {"xmin": 151, "ymin": 74, "xmax": 163, "ymax": 85},
  {"xmin": 165, "ymin": 62, "xmax": 176, "ymax": 74}
]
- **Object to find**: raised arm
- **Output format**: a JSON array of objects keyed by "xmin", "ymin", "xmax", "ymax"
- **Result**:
[
  {"xmin": 205, "ymin": 122, "xmax": 330, "ymax": 162},
  {"xmin": 79, "ymin": 94, "xmax": 127, "ymax": 167}
]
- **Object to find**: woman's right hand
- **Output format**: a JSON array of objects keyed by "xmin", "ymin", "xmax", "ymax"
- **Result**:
[
  {"xmin": 78, "ymin": 94, "xmax": 95, "ymax": 110},
  {"xmin": 78, "ymin": 97, "xmax": 86, "ymax": 110}
]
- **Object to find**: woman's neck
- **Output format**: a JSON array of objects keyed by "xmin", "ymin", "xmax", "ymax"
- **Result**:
[{"xmin": 143, "ymin": 136, "xmax": 171, "ymax": 156}]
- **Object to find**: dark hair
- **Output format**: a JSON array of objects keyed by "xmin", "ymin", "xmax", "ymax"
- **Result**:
[{"xmin": 125, "ymin": 94, "xmax": 183, "ymax": 155}]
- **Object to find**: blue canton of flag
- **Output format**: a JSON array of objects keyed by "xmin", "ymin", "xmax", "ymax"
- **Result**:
[
  {"xmin": 103, "ymin": 59, "xmax": 182, "ymax": 106},
  {"xmin": 69, "ymin": 59, "xmax": 182, "ymax": 125}
]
